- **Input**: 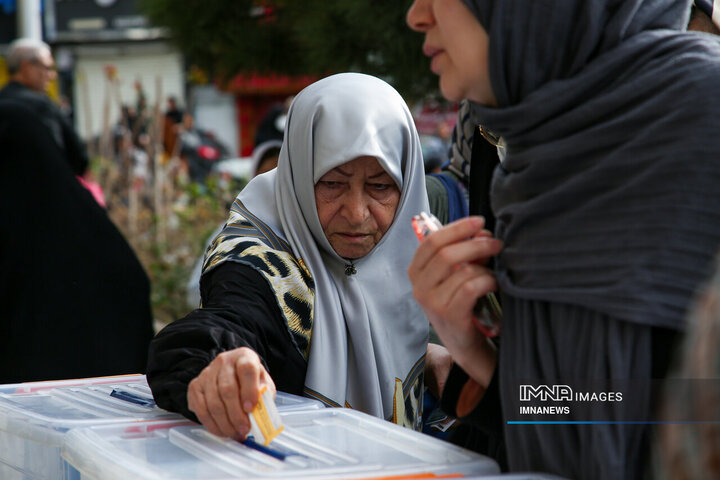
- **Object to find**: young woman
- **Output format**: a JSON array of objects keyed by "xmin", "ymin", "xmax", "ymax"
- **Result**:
[{"xmin": 406, "ymin": 1, "xmax": 720, "ymax": 478}]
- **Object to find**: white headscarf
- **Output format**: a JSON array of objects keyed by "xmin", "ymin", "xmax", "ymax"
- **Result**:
[
  {"xmin": 236, "ymin": 73, "xmax": 429, "ymax": 420},
  {"xmin": 250, "ymin": 139, "xmax": 282, "ymax": 176}
]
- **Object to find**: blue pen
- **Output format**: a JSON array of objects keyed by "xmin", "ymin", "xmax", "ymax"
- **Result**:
[
  {"xmin": 110, "ymin": 389, "xmax": 156, "ymax": 407},
  {"xmin": 241, "ymin": 435, "xmax": 292, "ymax": 461}
]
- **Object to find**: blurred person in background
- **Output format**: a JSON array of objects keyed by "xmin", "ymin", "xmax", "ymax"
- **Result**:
[
  {"xmin": 689, "ymin": 0, "xmax": 720, "ymax": 34},
  {"xmin": 656, "ymin": 250, "xmax": 720, "ymax": 479},
  {"xmin": 0, "ymin": 100, "xmax": 154, "ymax": 383},
  {"xmin": 178, "ymin": 112, "xmax": 231, "ymax": 183},
  {"xmin": 147, "ymin": 73, "xmax": 450, "ymax": 439},
  {"xmin": 253, "ymin": 96, "xmax": 292, "ymax": 147},
  {"xmin": 421, "ymin": 134, "xmax": 446, "ymax": 174},
  {"xmin": 250, "ymin": 139, "xmax": 282, "ymax": 177},
  {"xmin": 427, "ymin": 99, "xmax": 500, "ymax": 228},
  {"xmin": 162, "ymin": 95, "xmax": 185, "ymax": 156},
  {"xmin": 0, "ymin": 38, "xmax": 88, "ymax": 177}
]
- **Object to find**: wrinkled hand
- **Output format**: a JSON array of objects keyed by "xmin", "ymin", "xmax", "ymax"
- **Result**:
[
  {"xmin": 409, "ymin": 216, "xmax": 501, "ymax": 386},
  {"xmin": 187, "ymin": 347, "xmax": 276, "ymax": 439}
]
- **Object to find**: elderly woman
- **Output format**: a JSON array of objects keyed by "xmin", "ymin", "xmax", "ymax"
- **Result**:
[
  {"xmin": 147, "ymin": 73, "xmax": 438, "ymax": 439},
  {"xmin": 406, "ymin": 0, "xmax": 720, "ymax": 479}
]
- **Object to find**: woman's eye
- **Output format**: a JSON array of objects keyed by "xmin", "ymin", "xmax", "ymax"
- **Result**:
[
  {"xmin": 320, "ymin": 181, "xmax": 342, "ymax": 188},
  {"xmin": 369, "ymin": 183, "xmax": 392, "ymax": 191}
]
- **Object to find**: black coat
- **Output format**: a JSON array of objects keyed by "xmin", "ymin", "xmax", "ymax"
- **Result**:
[
  {"xmin": 146, "ymin": 262, "xmax": 306, "ymax": 422},
  {"xmin": 0, "ymin": 101, "xmax": 153, "ymax": 383},
  {"xmin": 0, "ymin": 82, "xmax": 88, "ymax": 176}
]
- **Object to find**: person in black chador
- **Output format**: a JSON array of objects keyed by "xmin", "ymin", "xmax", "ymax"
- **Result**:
[{"xmin": 0, "ymin": 100, "xmax": 154, "ymax": 383}]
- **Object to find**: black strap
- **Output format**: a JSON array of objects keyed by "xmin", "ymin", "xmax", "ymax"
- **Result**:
[{"xmin": 468, "ymin": 127, "xmax": 500, "ymax": 233}]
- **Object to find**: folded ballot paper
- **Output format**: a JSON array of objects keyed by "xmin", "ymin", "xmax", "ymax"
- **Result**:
[{"xmin": 247, "ymin": 386, "xmax": 284, "ymax": 446}]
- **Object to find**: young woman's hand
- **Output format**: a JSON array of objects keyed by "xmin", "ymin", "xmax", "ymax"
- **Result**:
[
  {"xmin": 408, "ymin": 216, "xmax": 501, "ymax": 387},
  {"xmin": 187, "ymin": 347, "xmax": 276, "ymax": 439}
]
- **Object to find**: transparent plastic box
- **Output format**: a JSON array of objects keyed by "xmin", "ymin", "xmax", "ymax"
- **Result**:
[
  {"xmin": 0, "ymin": 375, "xmax": 180, "ymax": 480},
  {"xmin": 463, "ymin": 475, "xmax": 570, "ymax": 480},
  {"xmin": 269, "ymin": 391, "xmax": 325, "ymax": 413},
  {"xmin": 0, "ymin": 373, "xmax": 324, "ymax": 480},
  {"xmin": 62, "ymin": 408, "xmax": 500, "ymax": 480}
]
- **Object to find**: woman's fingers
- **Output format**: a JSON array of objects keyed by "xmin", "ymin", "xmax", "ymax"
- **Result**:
[
  {"xmin": 410, "ymin": 217, "xmax": 501, "ymax": 284},
  {"xmin": 427, "ymin": 235, "xmax": 502, "ymax": 279},
  {"xmin": 236, "ymin": 348, "xmax": 263, "ymax": 414},
  {"xmin": 409, "ymin": 216, "xmax": 487, "ymax": 274},
  {"xmin": 417, "ymin": 262, "xmax": 484, "ymax": 315},
  {"xmin": 447, "ymin": 267, "xmax": 498, "ymax": 317},
  {"xmin": 410, "ymin": 234, "xmax": 502, "ymax": 317},
  {"xmin": 429, "ymin": 269, "xmax": 497, "ymax": 350},
  {"xmin": 218, "ymin": 355, "xmax": 251, "ymax": 437},
  {"xmin": 188, "ymin": 365, "xmax": 235, "ymax": 437},
  {"xmin": 188, "ymin": 377, "xmax": 222, "ymax": 435},
  {"xmin": 201, "ymin": 356, "xmax": 241, "ymax": 437},
  {"xmin": 187, "ymin": 347, "xmax": 269, "ymax": 440}
]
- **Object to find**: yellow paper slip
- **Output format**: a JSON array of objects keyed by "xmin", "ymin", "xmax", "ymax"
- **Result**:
[{"xmin": 248, "ymin": 386, "xmax": 284, "ymax": 446}]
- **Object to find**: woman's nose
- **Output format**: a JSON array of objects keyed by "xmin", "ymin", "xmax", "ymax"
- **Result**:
[
  {"xmin": 406, "ymin": 0, "xmax": 433, "ymax": 32},
  {"xmin": 342, "ymin": 190, "xmax": 370, "ymax": 225}
]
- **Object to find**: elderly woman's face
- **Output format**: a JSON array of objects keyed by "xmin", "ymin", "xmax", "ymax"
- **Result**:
[
  {"xmin": 406, "ymin": 0, "xmax": 496, "ymax": 106},
  {"xmin": 315, "ymin": 156, "xmax": 400, "ymax": 259}
]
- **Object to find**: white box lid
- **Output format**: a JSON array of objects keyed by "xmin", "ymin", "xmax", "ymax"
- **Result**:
[
  {"xmin": 0, "ymin": 375, "xmax": 179, "ymax": 436},
  {"xmin": 0, "ymin": 374, "xmax": 323, "ymax": 445},
  {"xmin": 62, "ymin": 408, "xmax": 500, "ymax": 480}
]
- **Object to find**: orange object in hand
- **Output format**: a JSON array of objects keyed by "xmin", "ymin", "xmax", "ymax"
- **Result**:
[{"xmin": 411, "ymin": 212, "xmax": 502, "ymax": 337}]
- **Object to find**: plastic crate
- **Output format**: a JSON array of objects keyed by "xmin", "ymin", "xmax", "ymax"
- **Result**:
[
  {"xmin": 62, "ymin": 408, "xmax": 501, "ymax": 480},
  {"xmin": 0, "ymin": 375, "xmax": 182, "ymax": 480},
  {"xmin": 0, "ymin": 373, "xmax": 324, "ymax": 479}
]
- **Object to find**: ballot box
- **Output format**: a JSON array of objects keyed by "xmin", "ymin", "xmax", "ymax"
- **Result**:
[
  {"xmin": 463, "ymin": 475, "xmax": 570, "ymax": 480},
  {"xmin": 0, "ymin": 375, "xmax": 181, "ymax": 480},
  {"xmin": 0, "ymin": 373, "xmax": 324, "ymax": 480},
  {"xmin": 62, "ymin": 408, "xmax": 501, "ymax": 480},
  {"xmin": 0, "ymin": 375, "xmax": 324, "ymax": 480}
]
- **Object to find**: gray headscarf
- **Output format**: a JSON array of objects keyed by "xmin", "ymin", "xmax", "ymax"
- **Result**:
[
  {"xmin": 462, "ymin": 0, "xmax": 720, "ymax": 329},
  {"xmin": 236, "ymin": 73, "xmax": 429, "ymax": 422}
]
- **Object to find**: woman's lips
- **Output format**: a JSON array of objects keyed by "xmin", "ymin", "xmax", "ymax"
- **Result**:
[
  {"xmin": 423, "ymin": 44, "xmax": 442, "ymax": 58},
  {"xmin": 338, "ymin": 233, "xmax": 369, "ymax": 242},
  {"xmin": 423, "ymin": 44, "xmax": 444, "ymax": 74}
]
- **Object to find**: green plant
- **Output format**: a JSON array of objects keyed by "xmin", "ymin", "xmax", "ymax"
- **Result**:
[{"xmin": 105, "ymin": 169, "xmax": 247, "ymax": 329}]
